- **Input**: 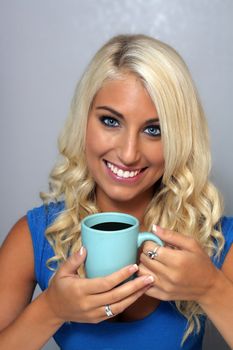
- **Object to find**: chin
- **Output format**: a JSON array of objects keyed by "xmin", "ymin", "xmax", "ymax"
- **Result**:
[
  {"xmin": 106, "ymin": 187, "xmax": 150, "ymax": 205},
  {"xmin": 108, "ymin": 194, "xmax": 136, "ymax": 204}
]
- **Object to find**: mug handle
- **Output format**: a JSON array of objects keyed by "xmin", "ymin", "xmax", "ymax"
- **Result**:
[{"xmin": 137, "ymin": 232, "xmax": 164, "ymax": 247}]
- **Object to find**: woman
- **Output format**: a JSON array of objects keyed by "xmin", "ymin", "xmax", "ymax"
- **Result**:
[{"xmin": 0, "ymin": 34, "xmax": 232, "ymax": 350}]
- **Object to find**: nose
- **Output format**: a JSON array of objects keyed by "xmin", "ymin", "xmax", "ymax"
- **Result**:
[{"xmin": 117, "ymin": 132, "xmax": 141, "ymax": 166}]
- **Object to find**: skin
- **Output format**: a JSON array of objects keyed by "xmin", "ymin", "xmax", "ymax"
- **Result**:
[
  {"xmin": 84, "ymin": 73, "xmax": 165, "ymax": 320},
  {"xmin": 0, "ymin": 73, "xmax": 162, "ymax": 349},
  {"xmin": 86, "ymin": 73, "xmax": 233, "ymax": 345},
  {"xmin": 0, "ymin": 73, "xmax": 233, "ymax": 349},
  {"xmin": 0, "ymin": 218, "xmax": 154, "ymax": 349},
  {"xmin": 85, "ymin": 74, "xmax": 164, "ymax": 218},
  {"xmin": 140, "ymin": 227, "xmax": 233, "ymax": 348}
]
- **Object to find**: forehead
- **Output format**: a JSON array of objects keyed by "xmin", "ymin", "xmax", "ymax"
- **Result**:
[{"xmin": 92, "ymin": 74, "xmax": 157, "ymax": 116}]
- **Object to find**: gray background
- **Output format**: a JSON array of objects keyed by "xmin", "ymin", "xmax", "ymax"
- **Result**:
[{"xmin": 0, "ymin": 1, "xmax": 232, "ymax": 349}]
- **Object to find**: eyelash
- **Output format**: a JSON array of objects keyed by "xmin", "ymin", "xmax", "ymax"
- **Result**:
[
  {"xmin": 100, "ymin": 116, "xmax": 120, "ymax": 128},
  {"xmin": 99, "ymin": 116, "xmax": 161, "ymax": 138},
  {"xmin": 144, "ymin": 126, "xmax": 161, "ymax": 137}
]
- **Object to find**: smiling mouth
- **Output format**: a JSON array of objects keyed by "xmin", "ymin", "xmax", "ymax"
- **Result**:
[{"xmin": 105, "ymin": 161, "xmax": 147, "ymax": 179}]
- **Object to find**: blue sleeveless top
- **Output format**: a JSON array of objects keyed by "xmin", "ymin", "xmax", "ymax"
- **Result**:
[{"xmin": 27, "ymin": 203, "xmax": 233, "ymax": 350}]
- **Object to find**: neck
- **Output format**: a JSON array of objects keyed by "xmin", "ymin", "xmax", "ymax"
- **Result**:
[{"xmin": 96, "ymin": 190, "xmax": 153, "ymax": 224}]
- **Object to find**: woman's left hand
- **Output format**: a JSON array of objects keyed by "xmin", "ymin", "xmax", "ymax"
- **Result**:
[{"xmin": 138, "ymin": 226, "xmax": 220, "ymax": 303}]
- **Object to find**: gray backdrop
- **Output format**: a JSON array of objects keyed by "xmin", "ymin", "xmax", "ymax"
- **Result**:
[{"xmin": 0, "ymin": 1, "xmax": 232, "ymax": 349}]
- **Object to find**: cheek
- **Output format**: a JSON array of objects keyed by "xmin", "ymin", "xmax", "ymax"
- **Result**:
[
  {"xmin": 85, "ymin": 126, "xmax": 99, "ymax": 165},
  {"xmin": 86, "ymin": 123, "xmax": 116, "ymax": 159},
  {"xmin": 148, "ymin": 144, "xmax": 165, "ymax": 167},
  {"xmin": 85, "ymin": 121, "xmax": 101, "ymax": 156},
  {"xmin": 85, "ymin": 126, "xmax": 112, "ymax": 164},
  {"xmin": 86, "ymin": 135, "xmax": 109, "ymax": 160}
]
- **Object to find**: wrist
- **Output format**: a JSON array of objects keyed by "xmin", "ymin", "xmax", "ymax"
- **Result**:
[
  {"xmin": 197, "ymin": 269, "xmax": 227, "ymax": 309},
  {"xmin": 39, "ymin": 290, "xmax": 65, "ymax": 327}
]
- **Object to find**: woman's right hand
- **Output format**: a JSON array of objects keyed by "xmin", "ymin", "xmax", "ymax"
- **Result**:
[{"xmin": 44, "ymin": 247, "xmax": 154, "ymax": 324}]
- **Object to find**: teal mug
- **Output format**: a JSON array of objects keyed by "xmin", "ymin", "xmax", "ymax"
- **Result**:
[{"xmin": 81, "ymin": 212, "xmax": 163, "ymax": 278}]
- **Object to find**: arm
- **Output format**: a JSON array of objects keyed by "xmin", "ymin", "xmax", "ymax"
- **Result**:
[
  {"xmin": 139, "ymin": 226, "xmax": 233, "ymax": 348},
  {"xmin": 198, "ymin": 245, "xmax": 233, "ymax": 349},
  {"xmin": 0, "ymin": 217, "xmax": 154, "ymax": 350},
  {"xmin": 0, "ymin": 217, "xmax": 63, "ymax": 350}
]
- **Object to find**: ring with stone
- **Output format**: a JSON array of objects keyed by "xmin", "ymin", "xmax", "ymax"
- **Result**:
[{"xmin": 146, "ymin": 245, "xmax": 160, "ymax": 260}]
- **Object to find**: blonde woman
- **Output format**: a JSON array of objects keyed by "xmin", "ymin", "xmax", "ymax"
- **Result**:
[{"xmin": 0, "ymin": 34, "xmax": 232, "ymax": 350}]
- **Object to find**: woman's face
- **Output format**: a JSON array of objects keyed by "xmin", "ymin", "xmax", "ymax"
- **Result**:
[{"xmin": 85, "ymin": 74, "xmax": 164, "ymax": 209}]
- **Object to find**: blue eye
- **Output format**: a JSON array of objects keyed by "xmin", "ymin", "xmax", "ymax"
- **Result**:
[
  {"xmin": 100, "ymin": 116, "xmax": 120, "ymax": 127},
  {"xmin": 144, "ymin": 125, "xmax": 161, "ymax": 137}
]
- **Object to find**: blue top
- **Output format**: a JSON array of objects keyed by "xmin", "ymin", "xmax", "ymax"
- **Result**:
[{"xmin": 27, "ymin": 203, "xmax": 233, "ymax": 350}]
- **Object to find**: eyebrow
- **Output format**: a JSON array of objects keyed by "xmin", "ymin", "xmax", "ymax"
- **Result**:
[{"xmin": 96, "ymin": 106, "xmax": 159, "ymax": 124}]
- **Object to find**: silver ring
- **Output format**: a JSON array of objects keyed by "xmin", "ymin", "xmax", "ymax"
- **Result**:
[
  {"xmin": 105, "ymin": 304, "xmax": 114, "ymax": 317},
  {"xmin": 147, "ymin": 245, "xmax": 160, "ymax": 260}
]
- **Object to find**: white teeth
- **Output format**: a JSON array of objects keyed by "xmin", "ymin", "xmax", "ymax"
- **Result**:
[
  {"xmin": 106, "ymin": 162, "xmax": 140, "ymax": 179},
  {"xmin": 123, "ymin": 171, "xmax": 130, "ymax": 178},
  {"xmin": 117, "ymin": 169, "xmax": 124, "ymax": 177}
]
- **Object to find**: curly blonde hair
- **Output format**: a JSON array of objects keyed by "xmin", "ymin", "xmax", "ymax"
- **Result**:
[{"xmin": 41, "ymin": 34, "xmax": 224, "ymax": 343}]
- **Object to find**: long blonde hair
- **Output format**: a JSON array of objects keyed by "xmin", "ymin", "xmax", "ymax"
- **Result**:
[{"xmin": 41, "ymin": 34, "xmax": 224, "ymax": 342}]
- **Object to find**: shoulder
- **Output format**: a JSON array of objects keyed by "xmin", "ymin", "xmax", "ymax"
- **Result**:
[
  {"xmin": 220, "ymin": 216, "xmax": 233, "ymax": 255},
  {"xmin": 2, "ymin": 215, "xmax": 32, "ymax": 249},
  {"xmin": 0, "ymin": 217, "xmax": 37, "ymax": 329},
  {"xmin": 221, "ymin": 216, "xmax": 233, "ymax": 236},
  {"xmin": 26, "ymin": 201, "xmax": 65, "ymax": 240},
  {"xmin": 1, "ymin": 201, "xmax": 65, "ymax": 276},
  {"xmin": 0, "ymin": 216, "xmax": 35, "ymax": 282},
  {"xmin": 211, "ymin": 216, "xmax": 233, "ymax": 270},
  {"xmin": 219, "ymin": 216, "xmax": 233, "ymax": 281},
  {"xmin": 26, "ymin": 201, "xmax": 65, "ymax": 287},
  {"xmin": 27, "ymin": 201, "xmax": 65, "ymax": 228}
]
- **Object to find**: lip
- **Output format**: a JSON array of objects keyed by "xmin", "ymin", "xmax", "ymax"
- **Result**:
[
  {"xmin": 103, "ymin": 160, "xmax": 147, "ymax": 183},
  {"xmin": 104, "ymin": 160, "xmax": 144, "ymax": 172}
]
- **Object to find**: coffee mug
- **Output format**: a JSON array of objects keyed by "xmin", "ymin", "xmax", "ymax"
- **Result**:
[{"xmin": 81, "ymin": 212, "xmax": 163, "ymax": 278}]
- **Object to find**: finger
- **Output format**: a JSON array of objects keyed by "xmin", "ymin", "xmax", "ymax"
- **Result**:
[
  {"xmin": 85, "ymin": 264, "xmax": 140, "ymax": 294},
  {"xmin": 58, "ymin": 247, "xmax": 86, "ymax": 277},
  {"xmin": 135, "ymin": 265, "xmax": 178, "ymax": 301},
  {"xmin": 152, "ymin": 225, "xmax": 200, "ymax": 252},
  {"xmin": 93, "ymin": 274, "xmax": 155, "ymax": 307},
  {"xmin": 138, "ymin": 264, "xmax": 170, "ymax": 298},
  {"xmin": 144, "ymin": 284, "xmax": 172, "ymax": 300},
  {"xmin": 97, "ymin": 285, "xmax": 151, "ymax": 321},
  {"xmin": 142, "ymin": 241, "xmax": 165, "ymax": 263},
  {"xmin": 141, "ymin": 240, "xmax": 176, "ymax": 267},
  {"xmin": 138, "ymin": 263, "xmax": 156, "ymax": 278},
  {"xmin": 141, "ymin": 241, "xmax": 190, "ymax": 269},
  {"xmin": 139, "ymin": 250, "xmax": 168, "ymax": 274}
]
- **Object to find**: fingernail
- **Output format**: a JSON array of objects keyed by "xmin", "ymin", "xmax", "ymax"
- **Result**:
[
  {"xmin": 153, "ymin": 224, "xmax": 163, "ymax": 234},
  {"xmin": 128, "ymin": 264, "xmax": 138, "ymax": 273},
  {"xmin": 79, "ymin": 246, "xmax": 84, "ymax": 256},
  {"xmin": 144, "ymin": 275, "xmax": 154, "ymax": 284}
]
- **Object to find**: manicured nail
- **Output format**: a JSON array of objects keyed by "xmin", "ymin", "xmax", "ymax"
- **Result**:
[
  {"xmin": 144, "ymin": 275, "xmax": 154, "ymax": 284},
  {"xmin": 79, "ymin": 246, "xmax": 84, "ymax": 256},
  {"xmin": 128, "ymin": 264, "xmax": 138, "ymax": 273},
  {"xmin": 153, "ymin": 225, "xmax": 163, "ymax": 234}
]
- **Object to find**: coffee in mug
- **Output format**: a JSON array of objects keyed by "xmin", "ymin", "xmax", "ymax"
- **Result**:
[{"xmin": 81, "ymin": 212, "xmax": 163, "ymax": 278}]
